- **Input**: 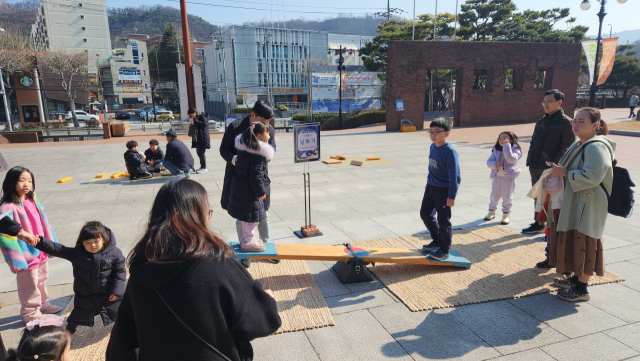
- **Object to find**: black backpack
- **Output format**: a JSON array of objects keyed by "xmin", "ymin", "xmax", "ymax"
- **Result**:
[{"xmin": 581, "ymin": 140, "xmax": 635, "ymax": 218}]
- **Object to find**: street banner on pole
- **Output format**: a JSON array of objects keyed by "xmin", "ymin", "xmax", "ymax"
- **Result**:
[
  {"xmin": 597, "ymin": 38, "xmax": 618, "ymax": 86},
  {"xmin": 581, "ymin": 40, "xmax": 598, "ymax": 84}
]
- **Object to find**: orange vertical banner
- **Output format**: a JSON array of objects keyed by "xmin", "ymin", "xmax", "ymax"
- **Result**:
[{"xmin": 597, "ymin": 38, "xmax": 618, "ymax": 86}]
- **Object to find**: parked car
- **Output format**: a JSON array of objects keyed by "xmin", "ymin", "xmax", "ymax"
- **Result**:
[
  {"xmin": 115, "ymin": 110, "xmax": 130, "ymax": 119},
  {"xmin": 137, "ymin": 106, "xmax": 165, "ymax": 118},
  {"xmin": 147, "ymin": 110, "xmax": 173, "ymax": 122},
  {"xmin": 65, "ymin": 110, "xmax": 98, "ymax": 121}
]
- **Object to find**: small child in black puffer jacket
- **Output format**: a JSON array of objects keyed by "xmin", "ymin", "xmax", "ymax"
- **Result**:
[
  {"xmin": 227, "ymin": 122, "xmax": 274, "ymax": 252},
  {"xmin": 34, "ymin": 221, "xmax": 126, "ymax": 334}
]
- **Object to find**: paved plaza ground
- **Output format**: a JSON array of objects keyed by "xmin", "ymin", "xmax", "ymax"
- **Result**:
[{"xmin": 1, "ymin": 108, "xmax": 639, "ymax": 360}]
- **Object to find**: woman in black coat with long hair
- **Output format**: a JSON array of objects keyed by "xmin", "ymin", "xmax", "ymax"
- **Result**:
[
  {"xmin": 106, "ymin": 179, "xmax": 281, "ymax": 361},
  {"xmin": 188, "ymin": 108, "xmax": 211, "ymax": 174}
]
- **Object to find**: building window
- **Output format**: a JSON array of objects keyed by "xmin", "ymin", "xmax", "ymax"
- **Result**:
[
  {"xmin": 473, "ymin": 69, "xmax": 487, "ymax": 90},
  {"xmin": 79, "ymin": 3, "xmax": 82, "ymax": 6},
  {"xmin": 80, "ymin": 15, "xmax": 84, "ymax": 19},
  {"xmin": 220, "ymin": 74, "xmax": 223, "ymax": 82},
  {"xmin": 83, "ymin": 38, "xmax": 87, "ymax": 42},
  {"xmin": 82, "ymin": 27, "xmax": 86, "ymax": 31},
  {"xmin": 534, "ymin": 68, "xmax": 551, "ymax": 90},
  {"xmin": 219, "ymin": 53, "xmax": 221, "ymax": 62},
  {"xmin": 504, "ymin": 68, "xmax": 523, "ymax": 91},
  {"xmin": 143, "ymin": 70, "xmax": 146, "ymax": 76},
  {"xmin": 132, "ymin": 43, "xmax": 139, "ymax": 65},
  {"xmin": 196, "ymin": 48, "xmax": 201, "ymax": 56},
  {"xmin": 258, "ymin": 60, "xmax": 262, "ymax": 73},
  {"xmin": 284, "ymin": 46, "xmax": 288, "ymax": 59}
]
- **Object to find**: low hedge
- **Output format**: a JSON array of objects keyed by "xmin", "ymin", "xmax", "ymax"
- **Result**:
[
  {"xmin": 276, "ymin": 105, "xmax": 289, "ymax": 111},
  {"xmin": 232, "ymin": 107, "xmax": 252, "ymax": 114},
  {"xmin": 291, "ymin": 113, "xmax": 337, "ymax": 123}
]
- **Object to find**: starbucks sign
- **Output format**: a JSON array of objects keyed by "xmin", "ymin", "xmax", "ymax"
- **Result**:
[{"xmin": 20, "ymin": 75, "xmax": 34, "ymax": 87}]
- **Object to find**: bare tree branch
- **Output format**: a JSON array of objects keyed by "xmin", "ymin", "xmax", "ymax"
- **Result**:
[
  {"xmin": 38, "ymin": 48, "xmax": 88, "ymax": 127},
  {"xmin": 0, "ymin": 30, "xmax": 33, "ymax": 125}
]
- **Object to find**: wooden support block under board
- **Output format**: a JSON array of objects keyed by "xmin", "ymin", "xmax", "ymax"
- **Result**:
[
  {"xmin": 350, "ymin": 160, "xmax": 364, "ymax": 166},
  {"xmin": 366, "ymin": 157, "xmax": 381, "ymax": 160},
  {"xmin": 110, "ymin": 172, "xmax": 124, "ymax": 178},
  {"xmin": 334, "ymin": 155, "xmax": 347, "ymax": 160},
  {"xmin": 323, "ymin": 159, "xmax": 342, "ymax": 164},
  {"xmin": 96, "ymin": 173, "xmax": 105, "ymax": 178},
  {"xmin": 330, "ymin": 156, "xmax": 341, "ymax": 160}
]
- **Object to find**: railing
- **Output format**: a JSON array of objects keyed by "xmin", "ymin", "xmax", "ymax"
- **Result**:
[
  {"xmin": 276, "ymin": 102, "xmax": 308, "ymax": 110},
  {"xmin": 39, "ymin": 134, "xmax": 105, "ymax": 142}
]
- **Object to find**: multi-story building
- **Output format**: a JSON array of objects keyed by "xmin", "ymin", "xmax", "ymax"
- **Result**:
[
  {"xmin": 97, "ymin": 38, "xmax": 152, "ymax": 106},
  {"xmin": 327, "ymin": 34, "xmax": 373, "ymax": 66},
  {"xmin": 203, "ymin": 26, "xmax": 328, "ymax": 109},
  {"xmin": 30, "ymin": 0, "xmax": 112, "ymax": 74}
]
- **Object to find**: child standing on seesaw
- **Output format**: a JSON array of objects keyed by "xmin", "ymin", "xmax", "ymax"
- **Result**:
[
  {"xmin": 484, "ymin": 131, "xmax": 522, "ymax": 225},
  {"xmin": 0, "ymin": 166, "xmax": 61, "ymax": 323},
  {"xmin": 34, "ymin": 221, "xmax": 126, "ymax": 335},
  {"xmin": 421, "ymin": 118, "xmax": 461, "ymax": 261},
  {"xmin": 227, "ymin": 122, "xmax": 275, "ymax": 252}
]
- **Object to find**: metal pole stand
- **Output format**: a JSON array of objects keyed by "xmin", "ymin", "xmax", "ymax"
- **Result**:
[
  {"xmin": 294, "ymin": 162, "xmax": 322, "ymax": 238},
  {"xmin": 332, "ymin": 243, "xmax": 374, "ymax": 283}
]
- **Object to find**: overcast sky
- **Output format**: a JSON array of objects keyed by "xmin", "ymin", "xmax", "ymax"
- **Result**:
[{"xmin": 107, "ymin": 0, "xmax": 638, "ymax": 40}]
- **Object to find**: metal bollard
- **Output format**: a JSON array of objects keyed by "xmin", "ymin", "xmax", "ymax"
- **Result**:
[
  {"xmin": 87, "ymin": 127, "xmax": 91, "ymax": 134},
  {"xmin": 142, "ymin": 125, "xmax": 145, "ymax": 131},
  {"xmin": 67, "ymin": 127, "xmax": 71, "ymax": 135}
]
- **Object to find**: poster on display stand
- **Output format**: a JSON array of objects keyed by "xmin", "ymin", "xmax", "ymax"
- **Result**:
[
  {"xmin": 294, "ymin": 123, "xmax": 320, "ymax": 163},
  {"xmin": 225, "ymin": 114, "xmax": 238, "ymax": 129}
]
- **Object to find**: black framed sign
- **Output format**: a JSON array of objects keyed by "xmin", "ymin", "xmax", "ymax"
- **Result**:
[{"xmin": 294, "ymin": 122, "xmax": 320, "ymax": 163}]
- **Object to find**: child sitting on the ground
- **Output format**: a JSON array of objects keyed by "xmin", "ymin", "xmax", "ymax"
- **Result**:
[
  {"xmin": 144, "ymin": 139, "xmax": 164, "ymax": 173},
  {"xmin": 484, "ymin": 131, "xmax": 522, "ymax": 225},
  {"xmin": 421, "ymin": 118, "xmax": 461, "ymax": 261},
  {"xmin": 34, "ymin": 221, "xmax": 126, "ymax": 335},
  {"xmin": 6, "ymin": 314, "xmax": 71, "ymax": 361},
  {"xmin": 227, "ymin": 122, "xmax": 275, "ymax": 252},
  {"xmin": 124, "ymin": 140, "xmax": 153, "ymax": 180}
]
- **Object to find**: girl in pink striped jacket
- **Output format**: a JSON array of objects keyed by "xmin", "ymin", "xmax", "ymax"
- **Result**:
[{"xmin": 0, "ymin": 166, "xmax": 61, "ymax": 323}]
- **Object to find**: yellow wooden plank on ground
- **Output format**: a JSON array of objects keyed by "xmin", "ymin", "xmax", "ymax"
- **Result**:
[
  {"xmin": 96, "ymin": 173, "xmax": 105, "ymax": 178},
  {"xmin": 249, "ymin": 244, "xmax": 456, "ymax": 266},
  {"xmin": 57, "ymin": 177, "xmax": 72, "ymax": 183}
]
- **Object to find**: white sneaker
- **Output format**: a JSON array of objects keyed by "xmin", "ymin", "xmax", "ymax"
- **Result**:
[
  {"xmin": 185, "ymin": 169, "xmax": 191, "ymax": 178},
  {"xmin": 161, "ymin": 170, "xmax": 172, "ymax": 176},
  {"xmin": 174, "ymin": 171, "xmax": 185, "ymax": 180},
  {"xmin": 196, "ymin": 168, "xmax": 208, "ymax": 174}
]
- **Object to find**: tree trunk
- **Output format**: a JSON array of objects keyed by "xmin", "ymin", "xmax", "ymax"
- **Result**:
[{"xmin": 69, "ymin": 96, "xmax": 79, "ymax": 128}]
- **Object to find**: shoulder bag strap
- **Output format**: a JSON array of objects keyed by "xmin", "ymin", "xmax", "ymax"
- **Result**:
[
  {"xmin": 580, "ymin": 140, "xmax": 612, "ymax": 198},
  {"xmin": 155, "ymin": 290, "xmax": 232, "ymax": 361}
]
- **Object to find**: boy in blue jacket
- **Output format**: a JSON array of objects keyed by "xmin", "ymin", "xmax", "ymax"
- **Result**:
[{"xmin": 421, "ymin": 118, "xmax": 461, "ymax": 260}]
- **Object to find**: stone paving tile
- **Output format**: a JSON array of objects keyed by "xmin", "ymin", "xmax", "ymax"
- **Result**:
[
  {"xmin": 602, "ymin": 235, "xmax": 635, "ymax": 250},
  {"xmin": 606, "ymin": 262, "xmax": 640, "ymax": 292},
  {"xmin": 604, "ymin": 323, "xmax": 640, "ymax": 352},
  {"xmin": 541, "ymin": 332, "xmax": 639, "ymax": 361},
  {"xmin": 486, "ymin": 348, "xmax": 556, "ymax": 361},
  {"xmin": 324, "ymin": 289, "xmax": 396, "ymax": 315},
  {"xmin": 369, "ymin": 303, "xmax": 501, "ymax": 361},
  {"xmin": 305, "ymin": 261, "xmax": 351, "ymax": 298},
  {"xmin": 369, "ymin": 212, "xmax": 427, "ymax": 236},
  {"xmin": 449, "ymin": 300, "xmax": 568, "ymax": 356},
  {"xmin": 509, "ymin": 292, "xmax": 628, "ymax": 338},
  {"xmin": 587, "ymin": 283, "xmax": 640, "ymax": 323},
  {"xmin": 330, "ymin": 218, "xmax": 398, "ymax": 242},
  {"xmin": 305, "ymin": 310, "xmax": 413, "ymax": 361},
  {"xmin": 253, "ymin": 331, "xmax": 320, "ymax": 361},
  {"xmin": 604, "ymin": 248, "xmax": 640, "ymax": 265}
]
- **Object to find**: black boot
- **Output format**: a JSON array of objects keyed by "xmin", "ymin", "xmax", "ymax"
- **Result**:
[{"xmin": 66, "ymin": 323, "xmax": 77, "ymax": 334}]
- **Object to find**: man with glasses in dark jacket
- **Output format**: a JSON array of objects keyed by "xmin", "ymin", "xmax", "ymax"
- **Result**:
[{"xmin": 524, "ymin": 89, "xmax": 575, "ymax": 266}]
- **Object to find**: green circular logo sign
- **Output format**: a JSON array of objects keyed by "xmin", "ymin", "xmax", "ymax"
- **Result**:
[{"xmin": 20, "ymin": 75, "xmax": 33, "ymax": 87}]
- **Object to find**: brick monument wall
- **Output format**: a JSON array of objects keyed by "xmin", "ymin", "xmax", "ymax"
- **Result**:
[{"xmin": 386, "ymin": 42, "xmax": 582, "ymax": 131}]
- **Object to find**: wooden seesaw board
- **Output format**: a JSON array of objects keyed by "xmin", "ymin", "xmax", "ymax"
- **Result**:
[{"xmin": 230, "ymin": 242, "xmax": 472, "ymax": 269}]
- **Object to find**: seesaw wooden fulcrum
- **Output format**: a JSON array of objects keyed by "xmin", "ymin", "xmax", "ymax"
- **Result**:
[{"xmin": 231, "ymin": 242, "xmax": 472, "ymax": 284}]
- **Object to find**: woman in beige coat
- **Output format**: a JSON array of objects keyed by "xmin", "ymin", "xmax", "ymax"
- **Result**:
[{"xmin": 548, "ymin": 108, "xmax": 616, "ymax": 302}]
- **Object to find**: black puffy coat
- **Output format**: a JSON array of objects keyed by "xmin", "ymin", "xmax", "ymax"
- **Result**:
[
  {"xmin": 106, "ymin": 251, "xmax": 281, "ymax": 361},
  {"xmin": 165, "ymin": 137, "xmax": 194, "ymax": 171},
  {"xmin": 220, "ymin": 115, "xmax": 276, "ymax": 210},
  {"xmin": 227, "ymin": 135, "xmax": 274, "ymax": 223},
  {"xmin": 124, "ymin": 150, "xmax": 149, "ymax": 176},
  {"xmin": 192, "ymin": 112, "xmax": 211, "ymax": 149},
  {"xmin": 526, "ymin": 109, "xmax": 575, "ymax": 169},
  {"xmin": 35, "ymin": 229, "xmax": 126, "ymax": 327}
]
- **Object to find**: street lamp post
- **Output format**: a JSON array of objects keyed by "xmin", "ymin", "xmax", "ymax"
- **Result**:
[
  {"xmin": 337, "ymin": 45, "xmax": 345, "ymax": 130},
  {"xmin": 581, "ymin": 0, "xmax": 627, "ymax": 107}
]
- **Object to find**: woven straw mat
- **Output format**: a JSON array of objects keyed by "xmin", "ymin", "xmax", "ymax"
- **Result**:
[
  {"xmin": 352, "ymin": 226, "xmax": 624, "ymax": 312},
  {"xmin": 59, "ymin": 259, "xmax": 333, "ymax": 360}
]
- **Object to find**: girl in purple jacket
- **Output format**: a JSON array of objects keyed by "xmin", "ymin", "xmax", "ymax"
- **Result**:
[{"xmin": 485, "ymin": 131, "xmax": 522, "ymax": 224}]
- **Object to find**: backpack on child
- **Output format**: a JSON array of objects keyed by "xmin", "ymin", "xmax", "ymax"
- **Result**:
[{"xmin": 582, "ymin": 140, "xmax": 635, "ymax": 218}]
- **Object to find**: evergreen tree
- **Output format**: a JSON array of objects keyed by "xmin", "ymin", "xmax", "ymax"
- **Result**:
[
  {"xmin": 599, "ymin": 45, "xmax": 640, "ymax": 98},
  {"xmin": 148, "ymin": 22, "xmax": 184, "ymax": 83}
]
